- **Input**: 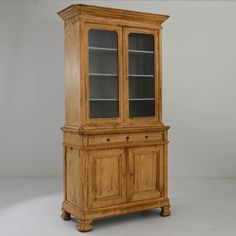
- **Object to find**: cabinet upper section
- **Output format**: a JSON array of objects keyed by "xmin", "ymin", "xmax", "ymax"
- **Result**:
[
  {"xmin": 58, "ymin": 4, "xmax": 169, "ymax": 27},
  {"xmin": 58, "ymin": 4, "xmax": 169, "ymax": 132}
]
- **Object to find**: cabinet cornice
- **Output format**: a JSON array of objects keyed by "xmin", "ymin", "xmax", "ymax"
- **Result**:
[{"xmin": 58, "ymin": 4, "xmax": 169, "ymax": 25}]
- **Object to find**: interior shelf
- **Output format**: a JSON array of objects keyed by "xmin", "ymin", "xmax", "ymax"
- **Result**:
[
  {"xmin": 90, "ymin": 73, "xmax": 118, "ymax": 77},
  {"xmin": 89, "ymin": 48, "xmax": 153, "ymax": 53},
  {"xmin": 89, "ymin": 46, "xmax": 118, "ymax": 52},
  {"xmin": 129, "ymin": 98, "xmax": 154, "ymax": 101},
  {"xmin": 128, "ymin": 49, "xmax": 154, "ymax": 54},
  {"xmin": 129, "ymin": 74, "xmax": 154, "ymax": 77},
  {"xmin": 90, "ymin": 73, "xmax": 153, "ymax": 77},
  {"xmin": 90, "ymin": 98, "xmax": 118, "ymax": 101}
]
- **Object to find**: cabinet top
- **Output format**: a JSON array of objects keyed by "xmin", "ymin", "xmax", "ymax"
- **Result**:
[{"xmin": 58, "ymin": 4, "xmax": 169, "ymax": 24}]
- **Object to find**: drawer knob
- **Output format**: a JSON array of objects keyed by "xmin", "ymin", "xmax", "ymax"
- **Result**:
[
  {"xmin": 145, "ymin": 135, "xmax": 149, "ymax": 139},
  {"xmin": 126, "ymin": 136, "xmax": 130, "ymax": 141},
  {"xmin": 107, "ymin": 138, "xmax": 110, "ymax": 142}
]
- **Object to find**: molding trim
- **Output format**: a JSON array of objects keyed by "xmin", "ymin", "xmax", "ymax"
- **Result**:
[{"xmin": 58, "ymin": 4, "xmax": 169, "ymax": 24}]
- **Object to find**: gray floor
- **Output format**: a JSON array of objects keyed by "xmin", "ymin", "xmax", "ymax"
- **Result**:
[{"xmin": 0, "ymin": 177, "xmax": 235, "ymax": 236}]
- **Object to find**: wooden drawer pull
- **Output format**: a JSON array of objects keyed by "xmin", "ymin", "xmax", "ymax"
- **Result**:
[
  {"xmin": 126, "ymin": 136, "xmax": 130, "ymax": 141},
  {"xmin": 107, "ymin": 138, "xmax": 110, "ymax": 142},
  {"xmin": 145, "ymin": 135, "xmax": 149, "ymax": 139}
]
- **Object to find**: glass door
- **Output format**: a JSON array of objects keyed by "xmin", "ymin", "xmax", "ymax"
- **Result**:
[
  {"xmin": 85, "ymin": 25, "xmax": 122, "ymax": 122},
  {"xmin": 125, "ymin": 28, "xmax": 159, "ymax": 121}
]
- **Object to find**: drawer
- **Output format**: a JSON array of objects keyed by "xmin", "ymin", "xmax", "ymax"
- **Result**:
[
  {"xmin": 128, "ymin": 132, "xmax": 163, "ymax": 142},
  {"xmin": 88, "ymin": 132, "xmax": 163, "ymax": 146},
  {"xmin": 88, "ymin": 134, "xmax": 126, "ymax": 145}
]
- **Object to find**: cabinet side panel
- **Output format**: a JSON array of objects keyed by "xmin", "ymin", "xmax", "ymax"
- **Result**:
[
  {"xmin": 65, "ymin": 147, "xmax": 83, "ymax": 208},
  {"xmin": 157, "ymin": 28, "xmax": 162, "ymax": 122},
  {"xmin": 163, "ymin": 131, "xmax": 169, "ymax": 197},
  {"xmin": 64, "ymin": 19, "xmax": 81, "ymax": 127}
]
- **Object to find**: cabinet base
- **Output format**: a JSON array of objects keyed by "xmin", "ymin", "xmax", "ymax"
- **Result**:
[{"xmin": 61, "ymin": 198, "xmax": 170, "ymax": 232}]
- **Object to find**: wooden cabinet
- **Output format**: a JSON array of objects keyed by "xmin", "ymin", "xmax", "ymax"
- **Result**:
[{"xmin": 58, "ymin": 4, "xmax": 170, "ymax": 232}]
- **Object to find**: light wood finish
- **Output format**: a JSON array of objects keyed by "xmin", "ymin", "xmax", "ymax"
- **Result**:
[
  {"xmin": 58, "ymin": 4, "xmax": 170, "ymax": 232},
  {"xmin": 128, "ymin": 146, "xmax": 164, "ymax": 202},
  {"xmin": 88, "ymin": 148, "xmax": 126, "ymax": 208},
  {"xmin": 160, "ymin": 205, "xmax": 171, "ymax": 217},
  {"xmin": 87, "ymin": 132, "xmax": 163, "ymax": 146},
  {"xmin": 64, "ymin": 18, "xmax": 81, "ymax": 129},
  {"xmin": 76, "ymin": 220, "xmax": 93, "ymax": 232},
  {"xmin": 58, "ymin": 4, "xmax": 169, "ymax": 27}
]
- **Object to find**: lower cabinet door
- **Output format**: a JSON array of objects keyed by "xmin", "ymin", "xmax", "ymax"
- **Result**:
[
  {"xmin": 88, "ymin": 148, "xmax": 126, "ymax": 208},
  {"xmin": 128, "ymin": 145, "xmax": 164, "ymax": 202}
]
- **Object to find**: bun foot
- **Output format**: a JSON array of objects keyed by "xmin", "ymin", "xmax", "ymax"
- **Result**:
[
  {"xmin": 61, "ymin": 209, "xmax": 71, "ymax": 221},
  {"xmin": 76, "ymin": 220, "xmax": 93, "ymax": 232},
  {"xmin": 160, "ymin": 206, "xmax": 171, "ymax": 217}
]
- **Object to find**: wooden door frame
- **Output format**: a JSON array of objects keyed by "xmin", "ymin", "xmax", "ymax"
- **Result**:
[
  {"xmin": 83, "ymin": 23, "xmax": 124, "ymax": 126},
  {"xmin": 123, "ymin": 27, "xmax": 161, "ymax": 124}
]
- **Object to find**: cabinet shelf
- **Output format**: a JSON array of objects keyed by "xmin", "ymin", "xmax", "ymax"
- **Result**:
[
  {"xmin": 129, "ymin": 49, "xmax": 154, "ymax": 54},
  {"xmin": 90, "ymin": 73, "xmax": 153, "ymax": 77},
  {"xmin": 90, "ymin": 98, "xmax": 118, "ymax": 101},
  {"xmin": 89, "ymin": 47, "xmax": 154, "ymax": 54},
  {"xmin": 90, "ymin": 73, "xmax": 118, "ymax": 77},
  {"xmin": 129, "ymin": 98, "xmax": 154, "ymax": 101},
  {"xmin": 89, "ymin": 48, "xmax": 154, "ymax": 54},
  {"xmin": 129, "ymin": 74, "xmax": 154, "ymax": 77},
  {"xmin": 89, "ymin": 46, "xmax": 117, "ymax": 52}
]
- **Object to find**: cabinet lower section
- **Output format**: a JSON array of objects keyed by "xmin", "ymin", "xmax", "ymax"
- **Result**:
[{"xmin": 62, "ymin": 129, "xmax": 170, "ymax": 232}]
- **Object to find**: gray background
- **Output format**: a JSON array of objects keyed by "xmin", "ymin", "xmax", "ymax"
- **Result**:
[{"xmin": 1, "ymin": 0, "xmax": 236, "ymax": 177}]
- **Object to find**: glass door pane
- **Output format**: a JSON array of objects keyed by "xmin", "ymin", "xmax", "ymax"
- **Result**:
[
  {"xmin": 128, "ymin": 33, "xmax": 155, "ymax": 117},
  {"xmin": 89, "ymin": 29, "xmax": 119, "ymax": 118}
]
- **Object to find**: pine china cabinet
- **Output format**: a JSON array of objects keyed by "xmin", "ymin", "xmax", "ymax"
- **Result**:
[{"xmin": 58, "ymin": 4, "xmax": 170, "ymax": 232}]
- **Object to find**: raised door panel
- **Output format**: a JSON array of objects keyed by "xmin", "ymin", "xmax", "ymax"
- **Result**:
[
  {"xmin": 128, "ymin": 146, "xmax": 164, "ymax": 202},
  {"xmin": 88, "ymin": 148, "xmax": 126, "ymax": 208}
]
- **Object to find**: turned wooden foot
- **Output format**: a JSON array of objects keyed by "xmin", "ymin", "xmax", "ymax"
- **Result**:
[
  {"xmin": 160, "ymin": 206, "xmax": 171, "ymax": 217},
  {"xmin": 76, "ymin": 220, "xmax": 93, "ymax": 232},
  {"xmin": 61, "ymin": 209, "xmax": 71, "ymax": 221}
]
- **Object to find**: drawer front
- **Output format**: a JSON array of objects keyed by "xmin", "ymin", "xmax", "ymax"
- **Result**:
[
  {"xmin": 128, "ymin": 132, "xmax": 163, "ymax": 143},
  {"xmin": 88, "ymin": 132, "xmax": 163, "ymax": 146},
  {"xmin": 88, "ymin": 134, "xmax": 126, "ymax": 145}
]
